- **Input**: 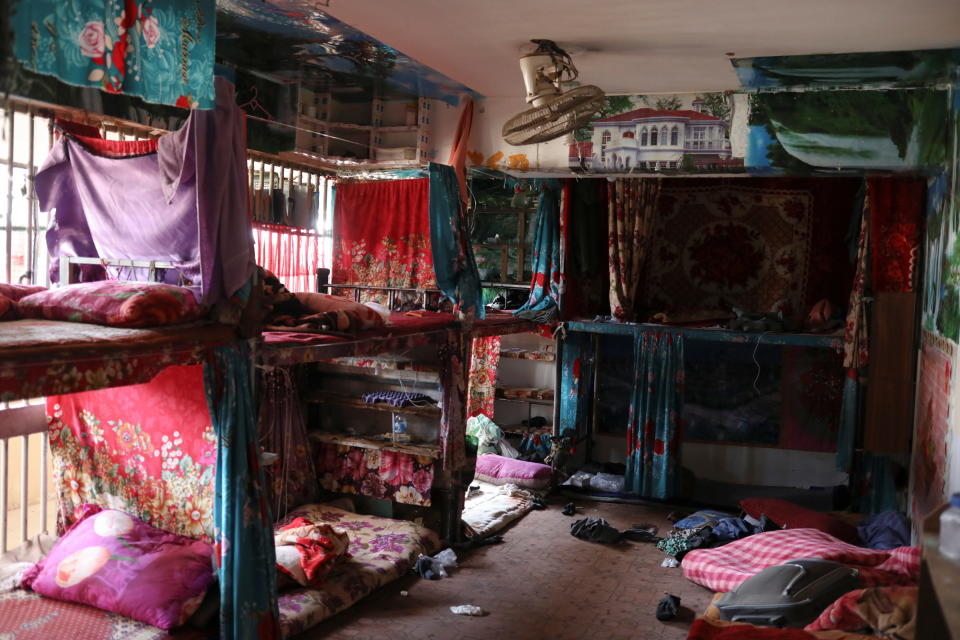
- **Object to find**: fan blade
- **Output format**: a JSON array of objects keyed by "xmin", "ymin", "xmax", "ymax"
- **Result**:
[{"xmin": 502, "ymin": 85, "xmax": 606, "ymax": 146}]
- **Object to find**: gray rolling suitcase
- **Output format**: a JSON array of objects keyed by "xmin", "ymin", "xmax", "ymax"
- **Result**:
[{"xmin": 716, "ymin": 559, "xmax": 861, "ymax": 628}]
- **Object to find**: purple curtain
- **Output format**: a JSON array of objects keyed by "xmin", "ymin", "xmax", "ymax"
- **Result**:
[{"xmin": 38, "ymin": 77, "xmax": 254, "ymax": 305}]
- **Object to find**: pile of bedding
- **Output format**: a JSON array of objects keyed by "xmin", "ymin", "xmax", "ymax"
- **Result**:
[
  {"xmin": 261, "ymin": 270, "xmax": 389, "ymax": 334},
  {"xmin": 673, "ymin": 499, "xmax": 922, "ymax": 640}
]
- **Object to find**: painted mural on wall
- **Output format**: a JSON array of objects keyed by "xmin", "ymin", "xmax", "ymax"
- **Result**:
[{"xmin": 567, "ymin": 93, "xmax": 746, "ymax": 174}]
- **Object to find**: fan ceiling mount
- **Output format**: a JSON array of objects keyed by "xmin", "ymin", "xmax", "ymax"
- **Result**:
[{"xmin": 501, "ymin": 39, "xmax": 606, "ymax": 146}]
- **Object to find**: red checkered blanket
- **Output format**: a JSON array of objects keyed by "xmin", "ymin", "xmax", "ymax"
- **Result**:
[{"xmin": 681, "ymin": 528, "xmax": 920, "ymax": 592}]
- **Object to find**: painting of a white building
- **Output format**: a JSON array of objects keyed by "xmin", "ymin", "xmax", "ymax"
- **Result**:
[{"xmin": 569, "ymin": 98, "xmax": 741, "ymax": 172}]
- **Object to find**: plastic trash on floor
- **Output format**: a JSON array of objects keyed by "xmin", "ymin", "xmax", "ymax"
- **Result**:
[
  {"xmin": 450, "ymin": 605, "xmax": 485, "ymax": 616},
  {"xmin": 589, "ymin": 472, "xmax": 625, "ymax": 493}
]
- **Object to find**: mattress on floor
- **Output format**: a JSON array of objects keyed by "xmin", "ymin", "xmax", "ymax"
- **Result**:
[
  {"xmin": 0, "ymin": 589, "xmax": 194, "ymax": 640},
  {"xmin": 461, "ymin": 480, "xmax": 536, "ymax": 538},
  {"xmin": 276, "ymin": 504, "xmax": 440, "ymax": 638}
]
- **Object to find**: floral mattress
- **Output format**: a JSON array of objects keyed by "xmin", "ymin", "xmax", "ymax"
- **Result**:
[{"xmin": 276, "ymin": 503, "xmax": 440, "ymax": 638}]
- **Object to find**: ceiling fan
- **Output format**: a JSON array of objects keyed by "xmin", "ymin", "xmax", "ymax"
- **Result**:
[{"xmin": 501, "ymin": 39, "xmax": 606, "ymax": 146}]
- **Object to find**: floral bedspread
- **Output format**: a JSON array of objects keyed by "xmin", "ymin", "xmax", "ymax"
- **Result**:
[
  {"xmin": 0, "ymin": 589, "xmax": 202, "ymax": 640},
  {"xmin": 275, "ymin": 504, "xmax": 439, "ymax": 638}
]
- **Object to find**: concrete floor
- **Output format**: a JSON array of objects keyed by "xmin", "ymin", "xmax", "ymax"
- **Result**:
[{"xmin": 298, "ymin": 497, "xmax": 714, "ymax": 640}]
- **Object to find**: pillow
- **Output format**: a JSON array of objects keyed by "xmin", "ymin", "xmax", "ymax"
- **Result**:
[
  {"xmin": 17, "ymin": 280, "xmax": 201, "ymax": 328},
  {"xmin": 0, "ymin": 294, "xmax": 15, "ymax": 320},
  {"xmin": 295, "ymin": 292, "xmax": 387, "ymax": 330},
  {"xmin": 0, "ymin": 283, "xmax": 46, "ymax": 300},
  {"xmin": 273, "ymin": 516, "xmax": 350, "ymax": 587},
  {"xmin": 21, "ymin": 505, "xmax": 213, "ymax": 630},
  {"xmin": 740, "ymin": 498, "xmax": 859, "ymax": 544},
  {"xmin": 474, "ymin": 454, "xmax": 552, "ymax": 490}
]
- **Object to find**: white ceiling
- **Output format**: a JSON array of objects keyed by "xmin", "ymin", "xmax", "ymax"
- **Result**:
[{"xmin": 321, "ymin": 0, "xmax": 960, "ymax": 97}]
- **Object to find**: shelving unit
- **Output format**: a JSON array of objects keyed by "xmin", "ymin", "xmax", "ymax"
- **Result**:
[
  {"xmin": 492, "ymin": 333, "xmax": 557, "ymax": 434},
  {"xmin": 307, "ymin": 431, "xmax": 440, "ymax": 459},
  {"xmin": 304, "ymin": 390, "xmax": 441, "ymax": 417},
  {"xmin": 294, "ymin": 85, "xmax": 433, "ymax": 167}
]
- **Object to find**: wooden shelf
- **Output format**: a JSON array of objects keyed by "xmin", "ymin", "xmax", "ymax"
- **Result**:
[
  {"xmin": 308, "ymin": 431, "xmax": 439, "ymax": 458},
  {"xmin": 495, "ymin": 389, "xmax": 554, "ymax": 406},
  {"xmin": 303, "ymin": 390, "xmax": 441, "ymax": 417},
  {"xmin": 378, "ymin": 125, "xmax": 418, "ymax": 132},
  {"xmin": 499, "ymin": 349, "xmax": 555, "ymax": 362},
  {"xmin": 329, "ymin": 122, "xmax": 373, "ymax": 131}
]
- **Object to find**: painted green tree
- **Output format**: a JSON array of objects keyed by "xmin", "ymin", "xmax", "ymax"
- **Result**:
[
  {"xmin": 574, "ymin": 95, "xmax": 636, "ymax": 141},
  {"xmin": 652, "ymin": 95, "xmax": 683, "ymax": 111},
  {"xmin": 696, "ymin": 93, "xmax": 732, "ymax": 123}
]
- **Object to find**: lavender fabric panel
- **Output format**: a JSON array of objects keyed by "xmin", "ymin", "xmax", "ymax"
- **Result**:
[
  {"xmin": 40, "ymin": 139, "xmax": 202, "ymax": 293},
  {"xmin": 159, "ymin": 76, "xmax": 255, "ymax": 304},
  {"xmin": 40, "ymin": 77, "xmax": 254, "ymax": 305}
]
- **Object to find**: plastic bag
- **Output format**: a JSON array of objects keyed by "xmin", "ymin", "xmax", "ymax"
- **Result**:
[
  {"xmin": 498, "ymin": 437, "xmax": 520, "ymax": 459},
  {"xmin": 433, "ymin": 548, "xmax": 458, "ymax": 575},
  {"xmin": 450, "ymin": 605, "xmax": 485, "ymax": 616},
  {"xmin": 589, "ymin": 473, "xmax": 625, "ymax": 493},
  {"xmin": 467, "ymin": 415, "xmax": 505, "ymax": 456},
  {"xmin": 562, "ymin": 470, "xmax": 594, "ymax": 488}
]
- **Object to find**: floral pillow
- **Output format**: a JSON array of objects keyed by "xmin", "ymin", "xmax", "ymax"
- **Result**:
[
  {"xmin": 21, "ymin": 505, "xmax": 214, "ymax": 630},
  {"xmin": 17, "ymin": 280, "xmax": 201, "ymax": 328}
]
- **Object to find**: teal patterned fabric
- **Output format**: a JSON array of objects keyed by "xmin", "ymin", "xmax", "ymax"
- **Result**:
[
  {"xmin": 11, "ymin": 0, "xmax": 216, "ymax": 109},
  {"xmin": 204, "ymin": 342, "xmax": 280, "ymax": 639},
  {"xmin": 515, "ymin": 180, "xmax": 561, "ymax": 322},
  {"xmin": 625, "ymin": 332, "xmax": 684, "ymax": 499}
]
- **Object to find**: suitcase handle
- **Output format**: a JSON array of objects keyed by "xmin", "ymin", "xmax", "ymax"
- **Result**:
[{"xmin": 732, "ymin": 614, "xmax": 786, "ymax": 627}]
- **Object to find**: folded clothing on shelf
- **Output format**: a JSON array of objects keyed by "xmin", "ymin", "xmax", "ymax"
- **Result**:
[{"xmin": 362, "ymin": 391, "xmax": 434, "ymax": 407}]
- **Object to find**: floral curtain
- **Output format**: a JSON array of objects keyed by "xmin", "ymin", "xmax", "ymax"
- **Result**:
[
  {"xmin": 624, "ymin": 331, "xmax": 684, "ymax": 499},
  {"xmin": 11, "ymin": 0, "xmax": 216, "ymax": 109},
  {"xmin": 428, "ymin": 163, "xmax": 484, "ymax": 319},
  {"xmin": 515, "ymin": 181, "xmax": 562, "ymax": 323},
  {"xmin": 314, "ymin": 443, "xmax": 435, "ymax": 507},
  {"xmin": 869, "ymin": 177, "xmax": 924, "ymax": 293},
  {"xmin": 203, "ymin": 342, "xmax": 279, "ymax": 639},
  {"xmin": 608, "ymin": 179, "xmax": 660, "ymax": 321},
  {"xmin": 466, "ymin": 336, "xmax": 502, "ymax": 418},
  {"xmin": 46, "ymin": 365, "xmax": 216, "ymax": 540},
  {"xmin": 257, "ymin": 367, "xmax": 320, "ymax": 519},
  {"xmin": 332, "ymin": 178, "xmax": 434, "ymax": 302}
]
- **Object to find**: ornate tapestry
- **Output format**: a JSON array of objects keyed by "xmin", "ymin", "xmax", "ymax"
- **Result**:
[
  {"xmin": 332, "ymin": 178, "xmax": 435, "ymax": 302},
  {"xmin": 466, "ymin": 336, "xmax": 501, "ymax": 419},
  {"xmin": 47, "ymin": 365, "xmax": 215, "ymax": 541},
  {"xmin": 644, "ymin": 183, "xmax": 814, "ymax": 317},
  {"xmin": 11, "ymin": 0, "xmax": 216, "ymax": 109}
]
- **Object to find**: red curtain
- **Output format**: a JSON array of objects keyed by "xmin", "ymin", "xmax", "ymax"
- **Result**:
[
  {"xmin": 868, "ymin": 177, "xmax": 924, "ymax": 293},
  {"xmin": 332, "ymin": 179, "xmax": 435, "ymax": 296},
  {"xmin": 254, "ymin": 223, "xmax": 322, "ymax": 293}
]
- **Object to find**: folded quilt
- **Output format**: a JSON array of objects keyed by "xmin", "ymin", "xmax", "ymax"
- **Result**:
[{"xmin": 682, "ymin": 528, "xmax": 919, "ymax": 593}]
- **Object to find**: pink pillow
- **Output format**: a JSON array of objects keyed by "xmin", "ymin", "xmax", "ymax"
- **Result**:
[
  {"xmin": 21, "ymin": 505, "xmax": 214, "ymax": 630},
  {"xmin": 18, "ymin": 280, "xmax": 201, "ymax": 328},
  {"xmin": 474, "ymin": 454, "xmax": 552, "ymax": 490},
  {"xmin": 295, "ymin": 292, "xmax": 386, "ymax": 330},
  {"xmin": 740, "ymin": 498, "xmax": 859, "ymax": 544},
  {"xmin": 0, "ymin": 283, "xmax": 46, "ymax": 300}
]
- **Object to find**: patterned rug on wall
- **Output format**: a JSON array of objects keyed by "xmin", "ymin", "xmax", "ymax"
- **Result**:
[{"xmin": 644, "ymin": 183, "xmax": 815, "ymax": 317}]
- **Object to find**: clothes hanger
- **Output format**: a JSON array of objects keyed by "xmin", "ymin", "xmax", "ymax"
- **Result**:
[{"xmin": 237, "ymin": 86, "xmax": 274, "ymax": 121}]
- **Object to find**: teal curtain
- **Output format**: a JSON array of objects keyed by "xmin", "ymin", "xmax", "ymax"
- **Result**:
[
  {"xmin": 858, "ymin": 453, "xmax": 899, "ymax": 515},
  {"xmin": 11, "ymin": 0, "xmax": 216, "ymax": 109},
  {"xmin": 625, "ymin": 332, "xmax": 684, "ymax": 499},
  {"xmin": 428, "ymin": 163, "xmax": 484, "ymax": 318},
  {"xmin": 515, "ymin": 181, "xmax": 561, "ymax": 323},
  {"xmin": 204, "ymin": 342, "xmax": 279, "ymax": 639}
]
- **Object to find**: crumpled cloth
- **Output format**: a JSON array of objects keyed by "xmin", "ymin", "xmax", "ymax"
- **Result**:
[
  {"xmin": 362, "ymin": 391, "xmax": 434, "ymax": 407},
  {"xmin": 274, "ymin": 517, "xmax": 350, "ymax": 587},
  {"xmin": 570, "ymin": 517, "xmax": 622, "ymax": 544}
]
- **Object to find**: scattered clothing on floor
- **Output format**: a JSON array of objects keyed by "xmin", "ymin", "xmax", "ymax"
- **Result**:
[
  {"xmin": 662, "ymin": 558, "xmax": 680, "ymax": 568},
  {"xmin": 530, "ymin": 496, "xmax": 547, "ymax": 510},
  {"xmin": 656, "ymin": 593, "xmax": 681, "ymax": 621},
  {"xmin": 452, "ymin": 534, "xmax": 504, "ymax": 551},
  {"xmin": 362, "ymin": 391, "xmax": 434, "ymax": 407},
  {"xmin": 570, "ymin": 517, "xmax": 623, "ymax": 545},
  {"xmin": 857, "ymin": 511, "xmax": 911, "ymax": 550},
  {"xmin": 621, "ymin": 523, "xmax": 659, "ymax": 543},
  {"xmin": 712, "ymin": 514, "xmax": 779, "ymax": 543},
  {"xmin": 413, "ymin": 548, "xmax": 458, "ymax": 580},
  {"xmin": 562, "ymin": 502, "xmax": 577, "ymax": 516},
  {"xmin": 657, "ymin": 525, "xmax": 714, "ymax": 558},
  {"xmin": 673, "ymin": 509, "xmax": 735, "ymax": 530}
]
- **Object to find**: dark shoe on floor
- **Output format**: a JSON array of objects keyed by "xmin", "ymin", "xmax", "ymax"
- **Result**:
[{"xmin": 562, "ymin": 502, "xmax": 577, "ymax": 516}]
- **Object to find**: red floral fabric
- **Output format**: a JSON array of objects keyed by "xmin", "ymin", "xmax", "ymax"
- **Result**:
[
  {"xmin": 844, "ymin": 202, "xmax": 870, "ymax": 369},
  {"xmin": 314, "ymin": 442, "xmax": 434, "ymax": 507},
  {"xmin": 18, "ymin": 281, "xmax": 201, "ymax": 328},
  {"xmin": 332, "ymin": 179, "xmax": 435, "ymax": 301},
  {"xmin": 47, "ymin": 365, "xmax": 216, "ymax": 540},
  {"xmin": 608, "ymin": 179, "xmax": 660, "ymax": 321},
  {"xmin": 466, "ymin": 336, "xmax": 501, "ymax": 418},
  {"xmin": 868, "ymin": 177, "xmax": 924, "ymax": 293}
]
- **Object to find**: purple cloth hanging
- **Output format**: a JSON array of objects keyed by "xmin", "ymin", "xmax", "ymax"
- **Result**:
[{"xmin": 38, "ymin": 77, "xmax": 254, "ymax": 305}]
